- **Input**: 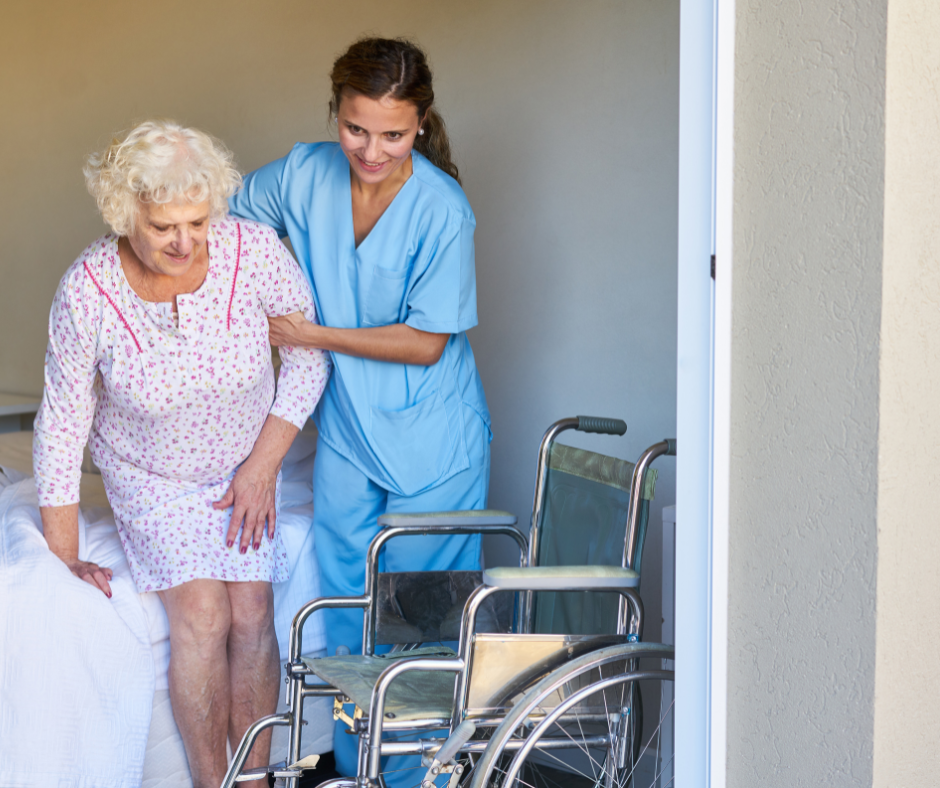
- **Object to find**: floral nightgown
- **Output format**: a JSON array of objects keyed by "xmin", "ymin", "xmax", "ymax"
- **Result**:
[{"xmin": 33, "ymin": 218, "xmax": 331, "ymax": 592}]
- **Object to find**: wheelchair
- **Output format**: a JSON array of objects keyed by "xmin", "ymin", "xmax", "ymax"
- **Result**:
[{"xmin": 221, "ymin": 417, "xmax": 676, "ymax": 788}]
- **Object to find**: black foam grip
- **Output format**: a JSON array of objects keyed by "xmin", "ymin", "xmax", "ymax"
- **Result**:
[{"xmin": 576, "ymin": 416, "xmax": 627, "ymax": 435}]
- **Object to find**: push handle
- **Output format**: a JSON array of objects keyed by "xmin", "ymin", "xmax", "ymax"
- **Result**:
[
  {"xmin": 576, "ymin": 416, "xmax": 627, "ymax": 435},
  {"xmin": 665, "ymin": 438, "xmax": 677, "ymax": 456}
]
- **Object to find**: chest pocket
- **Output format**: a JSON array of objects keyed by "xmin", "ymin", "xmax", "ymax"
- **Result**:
[{"xmin": 363, "ymin": 265, "xmax": 409, "ymax": 327}]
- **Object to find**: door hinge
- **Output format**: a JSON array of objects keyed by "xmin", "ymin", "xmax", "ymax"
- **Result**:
[{"xmin": 710, "ymin": 254, "xmax": 716, "ymax": 280}]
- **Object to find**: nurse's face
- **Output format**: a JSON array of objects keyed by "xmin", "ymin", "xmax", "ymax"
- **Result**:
[{"xmin": 336, "ymin": 90, "xmax": 422, "ymax": 186}]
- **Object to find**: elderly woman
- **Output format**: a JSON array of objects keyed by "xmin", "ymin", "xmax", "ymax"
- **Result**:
[{"xmin": 33, "ymin": 120, "xmax": 330, "ymax": 788}]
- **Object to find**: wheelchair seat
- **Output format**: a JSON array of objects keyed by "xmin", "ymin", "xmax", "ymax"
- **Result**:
[{"xmin": 306, "ymin": 647, "xmax": 458, "ymax": 723}]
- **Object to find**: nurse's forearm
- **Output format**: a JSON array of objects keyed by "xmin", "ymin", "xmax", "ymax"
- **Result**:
[
  {"xmin": 279, "ymin": 316, "xmax": 449, "ymax": 365},
  {"xmin": 318, "ymin": 324, "xmax": 449, "ymax": 365}
]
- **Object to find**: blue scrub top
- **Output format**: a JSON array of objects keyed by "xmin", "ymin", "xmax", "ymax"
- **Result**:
[{"xmin": 229, "ymin": 142, "xmax": 491, "ymax": 497}]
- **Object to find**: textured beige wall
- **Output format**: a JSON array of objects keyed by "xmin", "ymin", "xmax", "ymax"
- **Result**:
[
  {"xmin": 873, "ymin": 1, "xmax": 940, "ymax": 784},
  {"xmin": 0, "ymin": 1, "xmax": 678, "ymax": 587},
  {"xmin": 728, "ymin": 1, "xmax": 886, "ymax": 784}
]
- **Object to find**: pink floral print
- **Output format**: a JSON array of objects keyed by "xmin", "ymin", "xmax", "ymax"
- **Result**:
[{"xmin": 34, "ymin": 218, "xmax": 331, "ymax": 592}]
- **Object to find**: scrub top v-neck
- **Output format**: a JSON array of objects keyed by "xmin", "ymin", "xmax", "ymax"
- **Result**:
[
  {"xmin": 229, "ymin": 142, "xmax": 491, "ymax": 497},
  {"xmin": 349, "ymin": 163, "xmax": 413, "ymax": 251}
]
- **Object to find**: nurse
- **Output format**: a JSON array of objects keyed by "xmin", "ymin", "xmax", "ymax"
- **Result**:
[{"xmin": 228, "ymin": 36, "xmax": 490, "ymax": 777}]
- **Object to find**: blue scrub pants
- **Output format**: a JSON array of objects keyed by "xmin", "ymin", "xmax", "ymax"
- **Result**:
[{"xmin": 312, "ymin": 412, "xmax": 490, "ymax": 783}]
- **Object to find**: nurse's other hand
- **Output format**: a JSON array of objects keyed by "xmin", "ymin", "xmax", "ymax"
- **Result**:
[
  {"xmin": 215, "ymin": 458, "xmax": 278, "ymax": 553},
  {"xmin": 65, "ymin": 559, "xmax": 113, "ymax": 598},
  {"xmin": 268, "ymin": 312, "xmax": 317, "ymax": 347}
]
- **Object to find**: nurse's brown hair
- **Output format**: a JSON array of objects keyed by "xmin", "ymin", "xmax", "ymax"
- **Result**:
[{"xmin": 329, "ymin": 37, "xmax": 460, "ymax": 184}]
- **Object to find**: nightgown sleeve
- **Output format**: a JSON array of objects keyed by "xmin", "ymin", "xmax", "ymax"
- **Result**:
[
  {"xmin": 33, "ymin": 267, "xmax": 100, "ymax": 507},
  {"xmin": 248, "ymin": 224, "xmax": 331, "ymax": 428}
]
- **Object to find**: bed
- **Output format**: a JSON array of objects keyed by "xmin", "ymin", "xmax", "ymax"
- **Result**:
[{"xmin": 0, "ymin": 426, "xmax": 333, "ymax": 788}]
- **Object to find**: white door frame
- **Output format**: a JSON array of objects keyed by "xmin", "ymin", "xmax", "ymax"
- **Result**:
[{"xmin": 675, "ymin": 0, "xmax": 734, "ymax": 785}]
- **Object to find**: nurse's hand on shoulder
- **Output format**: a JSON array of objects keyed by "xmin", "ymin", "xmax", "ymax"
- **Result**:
[{"xmin": 268, "ymin": 311, "xmax": 449, "ymax": 365}]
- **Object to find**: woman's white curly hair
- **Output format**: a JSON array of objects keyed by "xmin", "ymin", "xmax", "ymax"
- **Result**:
[{"xmin": 84, "ymin": 120, "xmax": 242, "ymax": 236}]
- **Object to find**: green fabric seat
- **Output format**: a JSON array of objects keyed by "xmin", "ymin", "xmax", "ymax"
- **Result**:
[{"xmin": 303, "ymin": 647, "xmax": 458, "ymax": 722}]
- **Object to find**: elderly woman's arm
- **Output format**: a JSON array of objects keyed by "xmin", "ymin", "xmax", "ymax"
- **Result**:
[
  {"xmin": 34, "ymin": 270, "xmax": 111, "ymax": 595},
  {"xmin": 41, "ymin": 504, "xmax": 113, "ymax": 596},
  {"xmin": 213, "ymin": 227, "xmax": 331, "ymax": 552}
]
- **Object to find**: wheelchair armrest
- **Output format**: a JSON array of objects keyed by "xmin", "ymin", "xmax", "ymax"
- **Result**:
[
  {"xmin": 377, "ymin": 509, "xmax": 517, "ymax": 528},
  {"xmin": 482, "ymin": 565, "xmax": 639, "ymax": 590},
  {"xmin": 289, "ymin": 595, "xmax": 370, "ymax": 662}
]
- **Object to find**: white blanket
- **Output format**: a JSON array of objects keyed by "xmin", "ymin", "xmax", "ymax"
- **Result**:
[
  {"xmin": 0, "ymin": 429, "xmax": 331, "ymax": 788},
  {"xmin": 0, "ymin": 476, "xmax": 154, "ymax": 788}
]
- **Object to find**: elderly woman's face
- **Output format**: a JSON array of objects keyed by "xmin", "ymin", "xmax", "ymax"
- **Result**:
[{"xmin": 128, "ymin": 199, "xmax": 211, "ymax": 277}]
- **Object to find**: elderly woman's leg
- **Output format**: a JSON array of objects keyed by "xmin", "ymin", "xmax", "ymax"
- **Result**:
[
  {"xmin": 226, "ymin": 581, "xmax": 280, "ymax": 784},
  {"xmin": 158, "ymin": 579, "xmax": 233, "ymax": 788}
]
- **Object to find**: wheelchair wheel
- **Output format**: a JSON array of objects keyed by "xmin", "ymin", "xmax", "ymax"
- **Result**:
[{"xmin": 465, "ymin": 644, "xmax": 674, "ymax": 788}]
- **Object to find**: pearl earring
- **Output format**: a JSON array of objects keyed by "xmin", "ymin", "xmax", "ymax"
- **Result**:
[{"xmin": 418, "ymin": 128, "xmax": 425, "ymax": 136}]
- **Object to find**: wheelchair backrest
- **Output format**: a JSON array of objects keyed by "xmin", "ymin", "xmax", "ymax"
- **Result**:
[
  {"xmin": 373, "ymin": 570, "xmax": 513, "ymax": 646},
  {"xmin": 532, "ymin": 442, "xmax": 657, "ymax": 635}
]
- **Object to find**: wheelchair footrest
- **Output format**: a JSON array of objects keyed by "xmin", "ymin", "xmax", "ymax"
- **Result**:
[{"xmin": 234, "ymin": 764, "xmax": 304, "ymax": 782}]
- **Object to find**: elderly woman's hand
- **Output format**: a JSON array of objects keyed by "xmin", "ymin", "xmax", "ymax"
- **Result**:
[
  {"xmin": 214, "ymin": 454, "xmax": 278, "ymax": 554},
  {"xmin": 213, "ymin": 414, "xmax": 300, "ymax": 553},
  {"xmin": 66, "ymin": 560, "xmax": 114, "ymax": 598}
]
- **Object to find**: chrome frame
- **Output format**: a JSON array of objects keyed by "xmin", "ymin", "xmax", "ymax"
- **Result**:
[
  {"xmin": 452, "ymin": 582, "xmax": 643, "ymax": 730},
  {"xmin": 617, "ymin": 438, "xmax": 677, "ymax": 635},
  {"xmin": 221, "ymin": 521, "xmax": 527, "ymax": 788},
  {"xmin": 524, "ymin": 419, "xmax": 676, "ymax": 638},
  {"xmin": 523, "ymin": 417, "xmax": 579, "ymax": 628},
  {"xmin": 356, "ymin": 577, "xmax": 649, "ymax": 786},
  {"xmin": 222, "ymin": 423, "xmax": 677, "ymax": 788},
  {"xmin": 623, "ymin": 439, "xmax": 676, "ymax": 571}
]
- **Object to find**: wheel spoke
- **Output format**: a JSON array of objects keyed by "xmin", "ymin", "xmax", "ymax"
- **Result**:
[
  {"xmin": 525, "ymin": 738, "xmax": 603, "ymax": 784},
  {"xmin": 573, "ymin": 712, "xmax": 600, "ymax": 781},
  {"xmin": 548, "ymin": 715, "xmax": 605, "ymax": 774},
  {"xmin": 490, "ymin": 762, "xmax": 543, "ymax": 788},
  {"xmin": 621, "ymin": 695, "xmax": 674, "ymax": 786},
  {"xmin": 647, "ymin": 752, "xmax": 674, "ymax": 788},
  {"xmin": 467, "ymin": 650, "xmax": 673, "ymax": 788}
]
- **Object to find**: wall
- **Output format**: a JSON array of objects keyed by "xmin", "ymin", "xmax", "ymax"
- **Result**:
[
  {"xmin": 0, "ymin": 1, "xmax": 678, "ymax": 617},
  {"xmin": 873, "ymin": 1, "xmax": 940, "ymax": 784},
  {"xmin": 728, "ymin": 0, "xmax": 885, "ymax": 784}
]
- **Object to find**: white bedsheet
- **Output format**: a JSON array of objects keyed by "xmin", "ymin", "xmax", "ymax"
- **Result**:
[
  {"xmin": 0, "ymin": 475, "xmax": 154, "ymax": 788},
  {"xmin": 0, "ymin": 428, "xmax": 332, "ymax": 788}
]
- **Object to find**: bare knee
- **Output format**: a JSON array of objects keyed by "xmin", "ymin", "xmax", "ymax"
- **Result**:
[
  {"xmin": 162, "ymin": 581, "xmax": 232, "ymax": 652},
  {"xmin": 227, "ymin": 582, "xmax": 275, "ymax": 643}
]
